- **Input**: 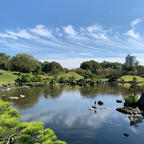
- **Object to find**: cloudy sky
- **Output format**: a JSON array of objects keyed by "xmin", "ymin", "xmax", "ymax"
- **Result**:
[{"xmin": 1, "ymin": 0, "xmax": 144, "ymax": 68}]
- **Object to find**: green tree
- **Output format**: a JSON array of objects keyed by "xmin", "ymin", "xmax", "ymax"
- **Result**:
[
  {"xmin": 59, "ymin": 76, "xmax": 67, "ymax": 83},
  {"xmin": 0, "ymin": 53, "xmax": 10, "ymax": 70},
  {"xmin": 15, "ymin": 74, "xmax": 31, "ymax": 86},
  {"xmin": 42, "ymin": 61, "xmax": 50, "ymax": 73},
  {"xmin": 10, "ymin": 54, "xmax": 41, "ymax": 73},
  {"xmin": 122, "ymin": 63, "xmax": 136, "ymax": 71},
  {"xmin": 80, "ymin": 60, "xmax": 101, "ymax": 74},
  {"xmin": 0, "ymin": 99, "xmax": 66, "ymax": 144},
  {"xmin": 42, "ymin": 61, "xmax": 63, "ymax": 74},
  {"xmin": 68, "ymin": 76, "xmax": 75, "ymax": 83},
  {"xmin": 100, "ymin": 61, "xmax": 122, "ymax": 69}
]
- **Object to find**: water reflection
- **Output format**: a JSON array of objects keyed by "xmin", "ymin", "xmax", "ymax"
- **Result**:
[
  {"xmin": 0, "ymin": 84, "xmax": 144, "ymax": 144},
  {"xmin": 128, "ymin": 115, "xmax": 144, "ymax": 127}
]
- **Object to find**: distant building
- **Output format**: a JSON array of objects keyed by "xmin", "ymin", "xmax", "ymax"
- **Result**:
[{"xmin": 125, "ymin": 54, "xmax": 136, "ymax": 66}]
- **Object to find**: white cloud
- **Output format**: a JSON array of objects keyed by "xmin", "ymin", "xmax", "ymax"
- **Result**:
[
  {"xmin": 30, "ymin": 25, "xmax": 55, "ymax": 39},
  {"xmin": 0, "ymin": 32, "xmax": 17, "ymax": 39},
  {"xmin": 89, "ymin": 33, "xmax": 108, "ymax": 40},
  {"xmin": 6, "ymin": 29, "xmax": 33, "ymax": 39},
  {"xmin": 87, "ymin": 24, "xmax": 102, "ymax": 32},
  {"xmin": 1, "ymin": 19, "xmax": 144, "ymax": 67},
  {"xmin": 124, "ymin": 19, "xmax": 142, "ymax": 39},
  {"xmin": 63, "ymin": 25, "xmax": 77, "ymax": 35},
  {"xmin": 79, "ymin": 24, "xmax": 109, "ymax": 40},
  {"xmin": 130, "ymin": 18, "xmax": 142, "ymax": 28},
  {"xmin": 125, "ymin": 29, "xmax": 140, "ymax": 39}
]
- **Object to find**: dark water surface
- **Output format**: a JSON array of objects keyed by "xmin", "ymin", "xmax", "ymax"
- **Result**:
[{"xmin": 1, "ymin": 85, "xmax": 144, "ymax": 144}]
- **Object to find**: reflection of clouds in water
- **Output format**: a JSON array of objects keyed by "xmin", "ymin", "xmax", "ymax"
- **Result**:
[
  {"xmin": 130, "ymin": 127, "xmax": 139, "ymax": 134},
  {"xmin": 121, "ymin": 115, "xmax": 140, "ymax": 134},
  {"xmin": 64, "ymin": 111, "xmax": 81, "ymax": 127},
  {"xmin": 21, "ymin": 111, "xmax": 57, "ymax": 123},
  {"xmin": 38, "ymin": 113, "xmax": 57, "ymax": 123},
  {"xmin": 21, "ymin": 107, "xmax": 121, "ymax": 129},
  {"xmin": 21, "ymin": 113, "xmax": 33, "ymax": 121},
  {"xmin": 87, "ymin": 109, "xmax": 112, "ymax": 128}
]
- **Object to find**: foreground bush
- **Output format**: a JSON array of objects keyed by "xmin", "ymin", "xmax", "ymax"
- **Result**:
[{"xmin": 0, "ymin": 99, "xmax": 66, "ymax": 144}]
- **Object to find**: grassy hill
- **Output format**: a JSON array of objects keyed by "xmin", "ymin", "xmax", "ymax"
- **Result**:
[
  {"xmin": 57, "ymin": 71, "xmax": 83, "ymax": 80},
  {"xmin": 119, "ymin": 75, "xmax": 144, "ymax": 82},
  {"xmin": 0, "ymin": 70, "xmax": 83, "ymax": 86},
  {"xmin": 0, "ymin": 70, "xmax": 19, "ymax": 85}
]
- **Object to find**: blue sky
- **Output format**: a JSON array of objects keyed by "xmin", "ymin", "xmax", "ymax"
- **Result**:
[{"xmin": 1, "ymin": 0, "xmax": 144, "ymax": 68}]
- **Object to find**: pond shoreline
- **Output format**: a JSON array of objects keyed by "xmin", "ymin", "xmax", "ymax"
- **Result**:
[{"xmin": 1, "ymin": 79, "xmax": 144, "ymax": 91}]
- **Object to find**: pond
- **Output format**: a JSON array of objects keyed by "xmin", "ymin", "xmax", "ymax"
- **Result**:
[{"xmin": 0, "ymin": 84, "xmax": 144, "ymax": 144}]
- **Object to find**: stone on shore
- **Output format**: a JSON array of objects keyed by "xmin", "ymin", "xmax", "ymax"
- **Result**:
[
  {"xmin": 19, "ymin": 94, "xmax": 25, "ymax": 98},
  {"xmin": 116, "ymin": 99, "xmax": 123, "ymax": 103},
  {"xmin": 123, "ymin": 133, "xmax": 129, "ymax": 137},
  {"xmin": 89, "ymin": 107, "xmax": 94, "ymax": 110},
  {"xmin": 116, "ymin": 107, "xmax": 142, "ymax": 115},
  {"xmin": 91, "ymin": 105, "xmax": 98, "ymax": 109},
  {"xmin": 9, "ymin": 97, "xmax": 20, "ymax": 100},
  {"xmin": 98, "ymin": 101, "xmax": 104, "ymax": 105}
]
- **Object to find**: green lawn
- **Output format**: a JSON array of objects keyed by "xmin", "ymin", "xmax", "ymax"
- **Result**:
[
  {"xmin": 0, "ymin": 70, "xmax": 83, "ymax": 86},
  {"xmin": 0, "ymin": 70, "xmax": 19, "ymax": 85},
  {"xmin": 119, "ymin": 75, "xmax": 144, "ymax": 82}
]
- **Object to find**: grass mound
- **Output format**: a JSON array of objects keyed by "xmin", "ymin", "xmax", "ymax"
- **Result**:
[
  {"xmin": 57, "ymin": 71, "xmax": 83, "ymax": 80},
  {"xmin": 0, "ymin": 70, "xmax": 19, "ymax": 85},
  {"xmin": 119, "ymin": 75, "xmax": 144, "ymax": 82}
]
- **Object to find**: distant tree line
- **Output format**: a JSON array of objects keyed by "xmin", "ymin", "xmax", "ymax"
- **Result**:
[
  {"xmin": 78, "ymin": 60, "xmax": 144, "ymax": 79},
  {"xmin": 1, "ymin": 53, "xmax": 144, "ymax": 79},
  {"xmin": 0, "ymin": 53, "xmax": 63, "ymax": 74}
]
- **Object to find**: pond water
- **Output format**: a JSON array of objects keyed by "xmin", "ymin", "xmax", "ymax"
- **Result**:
[{"xmin": 1, "ymin": 85, "xmax": 144, "ymax": 144}]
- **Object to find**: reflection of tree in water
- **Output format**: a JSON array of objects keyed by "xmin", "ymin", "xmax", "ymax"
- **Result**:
[
  {"xmin": 43, "ymin": 86, "xmax": 63, "ymax": 99},
  {"xmin": 128, "ymin": 115, "xmax": 144, "ymax": 127},
  {"xmin": 0, "ymin": 86, "xmax": 64, "ymax": 109},
  {"xmin": 9, "ymin": 87, "xmax": 43, "ymax": 109},
  {"xmin": 120, "ymin": 83, "xmax": 144, "ymax": 128},
  {"xmin": 63, "ymin": 85, "xmax": 80, "ymax": 92},
  {"xmin": 80, "ymin": 84, "xmax": 129, "ymax": 98}
]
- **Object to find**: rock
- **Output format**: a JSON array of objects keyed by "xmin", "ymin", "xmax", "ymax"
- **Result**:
[
  {"xmin": 98, "ymin": 101, "xmax": 104, "ymax": 105},
  {"xmin": 123, "ymin": 133, "xmax": 129, "ymax": 137},
  {"xmin": 19, "ymin": 95, "xmax": 25, "ymax": 98},
  {"xmin": 100, "ymin": 107, "xmax": 106, "ymax": 110},
  {"xmin": 9, "ymin": 97, "xmax": 19, "ymax": 100},
  {"xmin": 6, "ymin": 88, "xmax": 11, "ymax": 91},
  {"xmin": 45, "ymin": 94, "xmax": 50, "ymax": 99},
  {"xmin": 94, "ymin": 110, "xmax": 97, "ymax": 114},
  {"xmin": 91, "ymin": 105, "xmax": 98, "ymax": 109},
  {"xmin": 89, "ymin": 107, "xmax": 94, "ymax": 110},
  {"xmin": 116, "ymin": 107, "xmax": 142, "ymax": 115},
  {"xmin": 116, "ymin": 99, "xmax": 123, "ymax": 103}
]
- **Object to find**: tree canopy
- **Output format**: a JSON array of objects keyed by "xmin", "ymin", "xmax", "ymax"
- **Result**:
[
  {"xmin": 10, "ymin": 54, "xmax": 41, "ymax": 73},
  {"xmin": 80, "ymin": 60, "xmax": 101, "ymax": 74},
  {"xmin": 0, "ymin": 99, "xmax": 66, "ymax": 144},
  {"xmin": 42, "ymin": 61, "xmax": 63, "ymax": 74},
  {"xmin": 0, "ymin": 53, "xmax": 10, "ymax": 70}
]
